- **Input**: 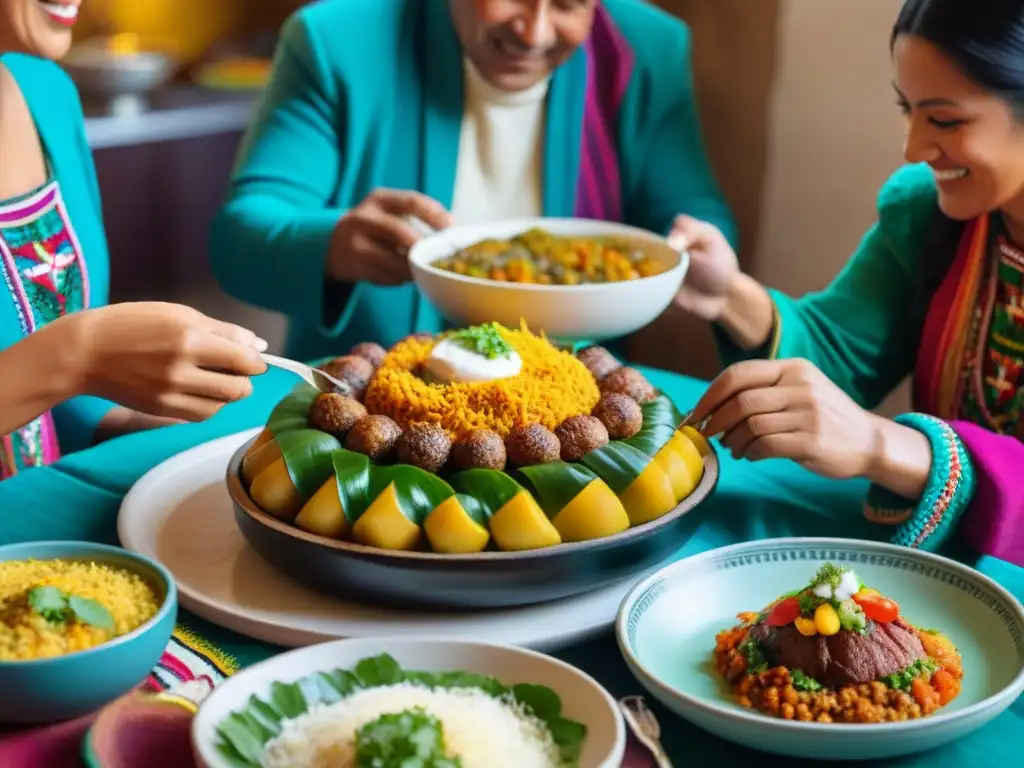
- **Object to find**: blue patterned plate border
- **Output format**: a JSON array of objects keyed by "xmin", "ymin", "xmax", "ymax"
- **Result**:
[{"xmin": 615, "ymin": 537, "xmax": 1024, "ymax": 734}]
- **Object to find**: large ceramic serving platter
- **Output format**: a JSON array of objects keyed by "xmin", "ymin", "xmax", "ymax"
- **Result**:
[
  {"xmin": 118, "ymin": 429, "xmax": 646, "ymax": 651},
  {"xmin": 615, "ymin": 538, "xmax": 1024, "ymax": 761},
  {"xmin": 191, "ymin": 637, "xmax": 626, "ymax": 768}
]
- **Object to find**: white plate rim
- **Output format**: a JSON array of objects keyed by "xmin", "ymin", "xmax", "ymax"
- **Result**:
[
  {"xmin": 118, "ymin": 430, "xmax": 638, "ymax": 651},
  {"xmin": 614, "ymin": 536, "xmax": 1024, "ymax": 734},
  {"xmin": 191, "ymin": 635, "xmax": 628, "ymax": 768}
]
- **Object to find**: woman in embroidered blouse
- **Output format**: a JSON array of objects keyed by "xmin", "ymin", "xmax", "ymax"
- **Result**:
[
  {"xmin": 209, "ymin": 0, "xmax": 735, "ymax": 363},
  {"xmin": 0, "ymin": 0, "xmax": 267, "ymax": 479},
  {"xmin": 675, "ymin": 0, "xmax": 1023, "ymax": 567}
]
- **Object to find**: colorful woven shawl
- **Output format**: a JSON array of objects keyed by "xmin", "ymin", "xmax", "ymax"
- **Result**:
[{"xmin": 914, "ymin": 213, "xmax": 1024, "ymax": 566}]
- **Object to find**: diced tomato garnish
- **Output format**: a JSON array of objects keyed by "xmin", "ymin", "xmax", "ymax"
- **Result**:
[
  {"xmin": 931, "ymin": 668, "xmax": 961, "ymax": 705},
  {"xmin": 765, "ymin": 596, "xmax": 801, "ymax": 627},
  {"xmin": 852, "ymin": 591, "xmax": 899, "ymax": 623}
]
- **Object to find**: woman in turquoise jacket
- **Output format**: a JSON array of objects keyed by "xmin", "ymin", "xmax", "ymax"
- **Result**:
[
  {"xmin": 210, "ymin": 0, "xmax": 736, "ymax": 363},
  {"xmin": 676, "ymin": 0, "xmax": 1024, "ymax": 567}
]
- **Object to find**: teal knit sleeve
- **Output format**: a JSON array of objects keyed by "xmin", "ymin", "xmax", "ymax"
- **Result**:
[
  {"xmin": 864, "ymin": 413, "xmax": 977, "ymax": 552},
  {"xmin": 208, "ymin": 12, "xmax": 357, "ymax": 337},
  {"xmin": 714, "ymin": 166, "xmax": 939, "ymax": 411}
]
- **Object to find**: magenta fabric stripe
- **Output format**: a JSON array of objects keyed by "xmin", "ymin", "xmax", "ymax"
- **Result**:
[
  {"xmin": 574, "ymin": 6, "xmax": 634, "ymax": 222},
  {"xmin": 0, "ymin": 184, "xmax": 57, "ymax": 224}
]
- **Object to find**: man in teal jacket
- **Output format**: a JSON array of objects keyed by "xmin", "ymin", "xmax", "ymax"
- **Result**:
[{"xmin": 210, "ymin": 0, "xmax": 736, "ymax": 362}]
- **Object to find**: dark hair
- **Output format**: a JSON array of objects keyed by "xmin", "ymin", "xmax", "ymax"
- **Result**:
[{"xmin": 892, "ymin": 0, "xmax": 1024, "ymax": 346}]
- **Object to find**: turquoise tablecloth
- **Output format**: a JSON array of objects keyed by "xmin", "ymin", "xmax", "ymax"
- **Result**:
[{"xmin": 0, "ymin": 366, "xmax": 1020, "ymax": 765}]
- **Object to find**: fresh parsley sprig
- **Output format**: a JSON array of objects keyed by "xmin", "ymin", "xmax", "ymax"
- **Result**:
[{"xmin": 27, "ymin": 586, "xmax": 115, "ymax": 630}]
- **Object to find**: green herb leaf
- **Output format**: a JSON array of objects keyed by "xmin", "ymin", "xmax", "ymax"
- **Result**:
[
  {"xmin": 448, "ymin": 469, "xmax": 523, "ymax": 519},
  {"xmin": 548, "ymin": 717, "xmax": 589, "ymax": 764},
  {"xmin": 27, "ymin": 585, "xmax": 69, "ymax": 623},
  {"xmin": 364, "ymin": 465, "xmax": 457, "ymax": 527},
  {"xmin": 809, "ymin": 563, "xmax": 849, "ymax": 591},
  {"xmin": 355, "ymin": 653, "xmax": 404, "ymax": 687},
  {"xmin": 790, "ymin": 669, "xmax": 823, "ymax": 692},
  {"xmin": 512, "ymin": 683, "xmax": 562, "ymax": 721},
  {"xmin": 738, "ymin": 636, "xmax": 768, "ymax": 675},
  {"xmin": 267, "ymin": 383, "xmax": 321, "ymax": 437},
  {"xmin": 332, "ymin": 449, "xmax": 372, "ymax": 524},
  {"xmin": 269, "ymin": 682, "xmax": 306, "ymax": 719},
  {"xmin": 68, "ymin": 595, "xmax": 115, "ymax": 630},
  {"xmin": 355, "ymin": 708, "xmax": 461, "ymax": 768}
]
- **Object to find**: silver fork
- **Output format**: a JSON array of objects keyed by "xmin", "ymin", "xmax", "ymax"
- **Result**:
[
  {"xmin": 619, "ymin": 695, "xmax": 673, "ymax": 768},
  {"xmin": 261, "ymin": 353, "xmax": 353, "ymax": 395}
]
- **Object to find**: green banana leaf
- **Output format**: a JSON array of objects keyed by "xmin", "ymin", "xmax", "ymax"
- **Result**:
[
  {"xmin": 643, "ymin": 393, "xmax": 684, "ymax": 427},
  {"xmin": 365, "ymin": 464, "xmax": 457, "ymax": 526},
  {"xmin": 454, "ymin": 492, "xmax": 490, "ymax": 529},
  {"xmin": 275, "ymin": 429, "xmax": 342, "ymax": 499},
  {"xmin": 516, "ymin": 461, "xmax": 599, "ymax": 519},
  {"xmin": 581, "ymin": 441, "xmax": 652, "ymax": 494},
  {"xmin": 214, "ymin": 653, "xmax": 587, "ymax": 768},
  {"xmin": 620, "ymin": 394, "xmax": 683, "ymax": 458},
  {"xmin": 330, "ymin": 449, "xmax": 371, "ymax": 524},
  {"xmin": 266, "ymin": 383, "xmax": 320, "ymax": 437},
  {"xmin": 448, "ymin": 469, "xmax": 524, "ymax": 519}
]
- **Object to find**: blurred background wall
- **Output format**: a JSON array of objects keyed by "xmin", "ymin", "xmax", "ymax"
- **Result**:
[{"xmin": 76, "ymin": 0, "xmax": 909, "ymax": 410}]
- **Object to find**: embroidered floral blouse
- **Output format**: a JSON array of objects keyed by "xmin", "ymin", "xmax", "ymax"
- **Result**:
[{"xmin": 0, "ymin": 53, "xmax": 115, "ymax": 478}]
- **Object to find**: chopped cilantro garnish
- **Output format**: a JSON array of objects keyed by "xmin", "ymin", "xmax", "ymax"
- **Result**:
[
  {"xmin": 797, "ymin": 591, "xmax": 821, "ymax": 616},
  {"xmin": 810, "ymin": 563, "xmax": 849, "ymax": 590},
  {"xmin": 27, "ymin": 586, "xmax": 68, "ymax": 623},
  {"xmin": 739, "ymin": 635, "xmax": 768, "ymax": 675},
  {"xmin": 446, "ymin": 324, "xmax": 514, "ymax": 360},
  {"xmin": 27, "ymin": 585, "xmax": 114, "ymax": 630},
  {"xmin": 880, "ymin": 658, "xmax": 939, "ymax": 691},
  {"xmin": 791, "ymin": 670, "xmax": 823, "ymax": 692}
]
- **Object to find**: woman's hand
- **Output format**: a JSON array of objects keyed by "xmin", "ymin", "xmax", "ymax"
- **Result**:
[
  {"xmin": 669, "ymin": 214, "xmax": 741, "ymax": 321},
  {"xmin": 687, "ymin": 358, "xmax": 885, "ymax": 480},
  {"xmin": 328, "ymin": 188, "xmax": 454, "ymax": 286},
  {"xmin": 55, "ymin": 302, "xmax": 269, "ymax": 422}
]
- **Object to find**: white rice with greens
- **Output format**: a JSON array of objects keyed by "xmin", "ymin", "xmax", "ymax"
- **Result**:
[
  {"xmin": 216, "ymin": 654, "xmax": 587, "ymax": 768},
  {"xmin": 262, "ymin": 683, "xmax": 561, "ymax": 768}
]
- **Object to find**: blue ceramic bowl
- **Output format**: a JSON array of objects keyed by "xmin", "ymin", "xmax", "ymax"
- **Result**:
[
  {"xmin": 616, "ymin": 538, "xmax": 1024, "ymax": 762},
  {"xmin": 0, "ymin": 541, "xmax": 177, "ymax": 724}
]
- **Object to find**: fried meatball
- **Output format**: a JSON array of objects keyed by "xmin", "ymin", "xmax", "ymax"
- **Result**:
[
  {"xmin": 576, "ymin": 345, "xmax": 621, "ymax": 381},
  {"xmin": 321, "ymin": 354, "xmax": 375, "ymax": 397},
  {"xmin": 592, "ymin": 393, "xmax": 643, "ymax": 439},
  {"xmin": 555, "ymin": 415, "xmax": 609, "ymax": 462},
  {"xmin": 505, "ymin": 424, "xmax": 561, "ymax": 467},
  {"xmin": 451, "ymin": 429, "xmax": 506, "ymax": 471},
  {"xmin": 600, "ymin": 366, "xmax": 656, "ymax": 404},
  {"xmin": 348, "ymin": 341, "xmax": 387, "ymax": 368},
  {"xmin": 308, "ymin": 393, "xmax": 367, "ymax": 438},
  {"xmin": 396, "ymin": 423, "xmax": 452, "ymax": 473},
  {"xmin": 346, "ymin": 415, "xmax": 402, "ymax": 462}
]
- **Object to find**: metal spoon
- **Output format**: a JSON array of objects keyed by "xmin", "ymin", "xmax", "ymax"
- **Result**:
[
  {"xmin": 261, "ymin": 353, "xmax": 353, "ymax": 395},
  {"xmin": 619, "ymin": 695, "xmax": 673, "ymax": 768}
]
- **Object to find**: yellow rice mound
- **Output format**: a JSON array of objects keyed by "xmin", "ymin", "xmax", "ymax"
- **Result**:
[
  {"xmin": 0, "ymin": 559, "xmax": 161, "ymax": 661},
  {"xmin": 364, "ymin": 324, "xmax": 601, "ymax": 439}
]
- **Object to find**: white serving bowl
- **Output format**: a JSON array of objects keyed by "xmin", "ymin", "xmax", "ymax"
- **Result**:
[
  {"xmin": 615, "ymin": 537, "xmax": 1024, "ymax": 762},
  {"xmin": 192, "ymin": 637, "xmax": 626, "ymax": 768},
  {"xmin": 408, "ymin": 218, "xmax": 688, "ymax": 341}
]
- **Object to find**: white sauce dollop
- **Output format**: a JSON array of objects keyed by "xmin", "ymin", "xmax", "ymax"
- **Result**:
[
  {"xmin": 423, "ymin": 338, "xmax": 522, "ymax": 384},
  {"xmin": 835, "ymin": 570, "xmax": 860, "ymax": 602}
]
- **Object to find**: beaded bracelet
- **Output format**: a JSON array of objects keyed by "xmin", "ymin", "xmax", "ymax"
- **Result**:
[{"xmin": 863, "ymin": 413, "xmax": 977, "ymax": 552}]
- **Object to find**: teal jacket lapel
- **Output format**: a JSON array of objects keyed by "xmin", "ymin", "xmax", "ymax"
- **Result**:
[
  {"xmin": 421, "ymin": 0, "xmax": 463, "ymax": 210},
  {"xmin": 543, "ymin": 46, "xmax": 587, "ymax": 217}
]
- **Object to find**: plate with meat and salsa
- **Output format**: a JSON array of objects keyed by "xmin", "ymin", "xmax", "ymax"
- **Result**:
[{"xmin": 615, "ymin": 538, "xmax": 1024, "ymax": 761}]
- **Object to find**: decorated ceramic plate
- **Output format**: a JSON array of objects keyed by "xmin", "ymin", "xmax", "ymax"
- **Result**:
[{"xmin": 615, "ymin": 538, "xmax": 1024, "ymax": 761}]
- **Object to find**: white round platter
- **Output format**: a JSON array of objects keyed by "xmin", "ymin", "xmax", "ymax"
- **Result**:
[{"xmin": 118, "ymin": 429, "xmax": 638, "ymax": 651}]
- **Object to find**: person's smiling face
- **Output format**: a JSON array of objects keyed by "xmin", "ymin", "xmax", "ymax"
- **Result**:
[
  {"xmin": 894, "ymin": 34, "xmax": 1024, "ymax": 223},
  {"xmin": 449, "ymin": 0, "xmax": 597, "ymax": 92},
  {"xmin": 0, "ymin": 0, "xmax": 82, "ymax": 60}
]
